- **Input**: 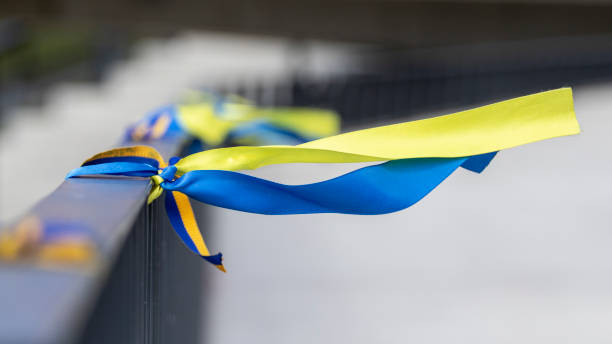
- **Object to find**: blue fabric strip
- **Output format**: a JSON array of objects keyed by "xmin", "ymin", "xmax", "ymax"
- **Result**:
[
  {"xmin": 202, "ymin": 253, "xmax": 223, "ymax": 266},
  {"xmin": 66, "ymin": 153, "xmax": 497, "ymax": 216},
  {"xmin": 460, "ymin": 151, "xmax": 497, "ymax": 173},
  {"xmin": 66, "ymin": 162, "xmax": 158, "ymax": 179},
  {"xmin": 160, "ymin": 155, "xmax": 489, "ymax": 215}
]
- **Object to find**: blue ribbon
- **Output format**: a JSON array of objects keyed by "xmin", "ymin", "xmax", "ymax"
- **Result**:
[
  {"xmin": 160, "ymin": 152, "xmax": 497, "ymax": 215},
  {"xmin": 67, "ymin": 152, "xmax": 497, "ymax": 215}
]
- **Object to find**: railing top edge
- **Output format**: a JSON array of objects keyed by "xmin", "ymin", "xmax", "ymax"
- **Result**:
[{"xmin": 0, "ymin": 134, "xmax": 187, "ymax": 344}]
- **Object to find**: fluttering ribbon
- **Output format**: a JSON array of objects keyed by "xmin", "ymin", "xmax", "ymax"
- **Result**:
[
  {"xmin": 124, "ymin": 91, "xmax": 340, "ymax": 145},
  {"xmin": 67, "ymin": 87, "xmax": 580, "ymax": 272}
]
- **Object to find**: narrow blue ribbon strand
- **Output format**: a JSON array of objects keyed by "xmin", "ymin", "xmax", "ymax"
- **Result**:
[{"xmin": 66, "ymin": 162, "xmax": 159, "ymax": 179}]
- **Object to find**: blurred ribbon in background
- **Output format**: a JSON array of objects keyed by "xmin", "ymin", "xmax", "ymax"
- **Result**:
[
  {"xmin": 0, "ymin": 216, "xmax": 99, "ymax": 268},
  {"xmin": 124, "ymin": 90, "xmax": 340, "ymax": 146}
]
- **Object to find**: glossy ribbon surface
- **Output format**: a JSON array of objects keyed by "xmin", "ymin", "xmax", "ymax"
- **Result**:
[{"xmin": 67, "ymin": 88, "xmax": 580, "ymax": 271}]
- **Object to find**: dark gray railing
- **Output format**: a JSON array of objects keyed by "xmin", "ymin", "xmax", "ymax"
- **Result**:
[
  {"xmin": 78, "ymin": 193, "xmax": 205, "ymax": 344},
  {"xmin": 0, "ymin": 135, "xmax": 204, "ymax": 344}
]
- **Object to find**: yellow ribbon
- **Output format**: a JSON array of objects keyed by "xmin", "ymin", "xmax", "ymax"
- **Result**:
[
  {"xmin": 174, "ymin": 88, "xmax": 579, "ymax": 174},
  {"xmin": 176, "ymin": 102, "xmax": 340, "ymax": 146}
]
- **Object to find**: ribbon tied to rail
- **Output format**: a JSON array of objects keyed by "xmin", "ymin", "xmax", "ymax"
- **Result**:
[
  {"xmin": 124, "ymin": 90, "xmax": 341, "ymax": 146},
  {"xmin": 66, "ymin": 88, "xmax": 580, "ymax": 272}
]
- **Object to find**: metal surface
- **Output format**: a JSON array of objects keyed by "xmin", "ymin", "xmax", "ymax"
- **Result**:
[
  {"xmin": 78, "ymin": 197, "xmax": 204, "ymax": 344},
  {"xmin": 0, "ymin": 137, "xmax": 190, "ymax": 344}
]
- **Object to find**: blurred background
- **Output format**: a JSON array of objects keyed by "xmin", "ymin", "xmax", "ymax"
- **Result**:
[{"xmin": 2, "ymin": 1, "xmax": 612, "ymax": 343}]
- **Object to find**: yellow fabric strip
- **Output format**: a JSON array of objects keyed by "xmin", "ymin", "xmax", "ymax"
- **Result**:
[
  {"xmin": 176, "ymin": 146, "xmax": 382, "ymax": 173},
  {"xmin": 83, "ymin": 145, "xmax": 166, "ymax": 167},
  {"xmin": 172, "ymin": 191, "xmax": 211, "ymax": 257},
  {"xmin": 177, "ymin": 103, "xmax": 235, "ymax": 146},
  {"xmin": 176, "ymin": 103, "xmax": 341, "ymax": 146},
  {"xmin": 175, "ymin": 88, "xmax": 579, "ymax": 173}
]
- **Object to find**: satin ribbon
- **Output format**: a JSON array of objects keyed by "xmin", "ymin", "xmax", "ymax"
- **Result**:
[
  {"xmin": 67, "ymin": 87, "xmax": 580, "ymax": 271},
  {"xmin": 124, "ymin": 91, "xmax": 340, "ymax": 145}
]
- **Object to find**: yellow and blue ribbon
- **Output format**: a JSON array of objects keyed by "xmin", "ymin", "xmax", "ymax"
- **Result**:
[
  {"xmin": 0, "ymin": 216, "xmax": 99, "ymax": 265},
  {"xmin": 67, "ymin": 87, "xmax": 580, "ymax": 271},
  {"xmin": 124, "ymin": 91, "xmax": 340, "ymax": 146}
]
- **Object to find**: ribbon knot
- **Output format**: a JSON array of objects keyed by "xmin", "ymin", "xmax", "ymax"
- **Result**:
[
  {"xmin": 159, "ymin": 165, "xmax": 177, "ymax": 182},
  {"xmin": 66, "ymin": 146, "xmax": 226, "ymax": 272},
  {"xmin": 149, "ymin": 158, "xmax": 180, "ymax": 204}
]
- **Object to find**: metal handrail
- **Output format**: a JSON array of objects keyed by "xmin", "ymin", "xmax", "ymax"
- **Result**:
[{"xmin": 0, "ymin": 135, "xmax": 191, "ymax": 344}]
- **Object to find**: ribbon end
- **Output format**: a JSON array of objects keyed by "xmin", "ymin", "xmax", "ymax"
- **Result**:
[
  {"xmin": 461, "ymin": 151, "xmax": 498, "ymax": 173},
  {"xmin": 202, "ymin": 252, "xmax": 225, "ymax": 272}
]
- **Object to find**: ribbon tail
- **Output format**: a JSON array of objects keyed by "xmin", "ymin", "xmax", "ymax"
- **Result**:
[
  {"xmin": 461, "ymin": 151, "xmax": 498, "ymax": 173},
  {"xmin": 164, "ymin": 190, "xmax": 225, "ymax": 272}
]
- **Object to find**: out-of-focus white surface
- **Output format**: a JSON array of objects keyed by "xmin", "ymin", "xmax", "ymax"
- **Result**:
[
  {"xmin": 0, "ymin": 32, "xmax": 362, "ymax": 222},
  {"xmin": 203, "ymin": 84, "xmax": 612, "ymax": 343}
]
